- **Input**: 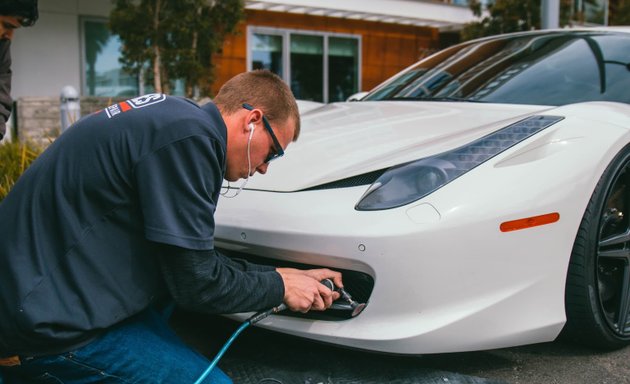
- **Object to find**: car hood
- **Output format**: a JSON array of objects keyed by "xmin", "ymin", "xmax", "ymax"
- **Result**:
[{"xmin": 241, "ymin": 101, "xmax": 553, "ymax": 192}]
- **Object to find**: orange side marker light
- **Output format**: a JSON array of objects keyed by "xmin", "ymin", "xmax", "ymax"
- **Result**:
[{"xmin": 500, "ymin": 212, "xmax": 560, "ymax": 232}]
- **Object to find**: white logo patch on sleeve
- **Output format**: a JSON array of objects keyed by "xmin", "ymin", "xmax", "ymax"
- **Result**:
[
  {"xmin": 127, "ymin": 93, "xmax": 167, "ymax": 108},
  {"xmin": 105, "ymin": 93, "xmax": 167, "ymax": 118}
]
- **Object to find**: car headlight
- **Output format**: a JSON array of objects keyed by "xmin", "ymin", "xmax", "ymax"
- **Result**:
[{"xmin": 355, "ymin": 115, "xmax": 564, "ymax": 211}]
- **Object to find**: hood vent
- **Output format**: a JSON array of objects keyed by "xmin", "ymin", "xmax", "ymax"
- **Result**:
[{"xmin": 302, "ymin": 169, "xmax": 387, "ymax": 191}]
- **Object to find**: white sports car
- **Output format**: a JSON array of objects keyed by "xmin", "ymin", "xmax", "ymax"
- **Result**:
[{"xmin": 215, "ymin": 27, "xmax": 630, "ymax": 354}]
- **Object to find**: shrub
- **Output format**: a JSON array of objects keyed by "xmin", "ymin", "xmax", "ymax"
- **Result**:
[{"xmin": 0, "ymin": 141, "xmax": 42, "ymax": 201}]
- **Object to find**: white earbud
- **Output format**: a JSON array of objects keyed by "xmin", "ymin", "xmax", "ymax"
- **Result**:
[{"xmin": 248, "ymin": 123, "xmax": 255, "ymax": 137}]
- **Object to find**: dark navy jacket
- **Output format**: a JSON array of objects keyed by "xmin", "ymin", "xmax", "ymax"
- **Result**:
[{"xmin": 0, "ymin": 95, "xmax": 282, "ymax": 356}]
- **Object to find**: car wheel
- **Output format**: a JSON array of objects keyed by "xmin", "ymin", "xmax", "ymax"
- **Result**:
[{"xmin": 564, "ymin": 144, "xmax": 630, "ymax": 349}]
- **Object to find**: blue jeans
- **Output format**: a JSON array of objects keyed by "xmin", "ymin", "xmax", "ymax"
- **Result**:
[{"xmin": 0, "ymin": 308, "xmax": 231, "ymax": 383}]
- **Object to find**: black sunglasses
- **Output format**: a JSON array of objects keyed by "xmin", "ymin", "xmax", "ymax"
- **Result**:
[{"xmin": 242, "ymin": 103, "xmax": 285, "ymax": 163}]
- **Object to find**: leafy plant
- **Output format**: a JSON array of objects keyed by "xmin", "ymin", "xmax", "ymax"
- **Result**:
[
  {"xmin": 610, "ymin": 0, "xmax": 630, "ymax": 25},
  {"xmin": 0, "ymin": 141, "xmax": 42, "ymax": 201},
  {"xmin": 461, "ymin": 0, "xmax": 574, "ymax": 41},
  {"xmin": 109, "ymin": 0, "xmax": 244, "ymax": 97}
]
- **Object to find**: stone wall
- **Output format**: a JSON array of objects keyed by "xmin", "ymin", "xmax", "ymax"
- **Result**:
[
  {"xmin": 14, "ymin": 96, "xmax": 127, "ymax": 147},
  {"xmin": 14, "ymin": 97, "xmax": 59, "ymax": 146}
]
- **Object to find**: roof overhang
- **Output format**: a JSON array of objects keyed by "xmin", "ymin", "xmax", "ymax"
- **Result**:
[{"xmin": 245, "ymin": 0, "xmax": 480, "ymax": 32}]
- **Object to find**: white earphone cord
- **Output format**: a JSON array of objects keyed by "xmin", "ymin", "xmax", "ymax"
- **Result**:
[{"xmin": 221, "ymin": 123, "xmax": 254, "ymax": 198}]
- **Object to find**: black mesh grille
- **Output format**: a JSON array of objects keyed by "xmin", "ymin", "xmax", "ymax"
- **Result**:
[{"xmin": 219, "ymin": 249, "xmax": 374, "ymax": 320}]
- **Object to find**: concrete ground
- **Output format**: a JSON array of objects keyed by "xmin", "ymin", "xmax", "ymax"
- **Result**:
[
  {"xmin": 419, "ymin": 339, "xmax": 630, "ymax": 384},
  {"xmin": 171, "ymin": 310, "xmax": 630, "ymax": 384}
]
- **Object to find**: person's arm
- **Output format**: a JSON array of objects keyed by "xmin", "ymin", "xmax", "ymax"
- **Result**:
[
  {"xmin": 137, "ymin": 131, "xmax": 343, "ymax": 314},
  {"xmin": 214, "ymin": 250, "xmax": 275, "ymax": 273},
  {"xmin": 158, "ymin": 244, "xmax": 343, "ymax": 314},
  {"xmin": 158, "ymin": 244, "xmax": 284, "ymax": 314},
  {"xmin": 0, "ymin": 40, "xmax": 13, "ymax": 140}
]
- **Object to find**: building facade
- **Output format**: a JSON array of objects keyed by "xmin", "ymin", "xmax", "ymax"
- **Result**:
[{"xmin": 12, "ymin": 0, "xmax": 478, "ymax": 103}]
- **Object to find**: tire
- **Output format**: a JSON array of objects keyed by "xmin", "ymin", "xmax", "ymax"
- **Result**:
[{"xmin": 563, "ymin": 144, "xmax": 630, "ymax": 349}]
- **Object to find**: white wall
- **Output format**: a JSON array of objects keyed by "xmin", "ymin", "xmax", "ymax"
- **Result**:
[{"xmin": 11, "ymin": 0, "xmax": 112, "ymax": 98}]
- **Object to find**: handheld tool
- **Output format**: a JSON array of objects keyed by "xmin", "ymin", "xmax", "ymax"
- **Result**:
[{"xmin": 321, "ymin": 278, "xmax": 367, "ymax": 317}]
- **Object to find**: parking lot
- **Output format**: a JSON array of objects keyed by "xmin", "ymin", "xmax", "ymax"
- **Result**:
[{"xmin": 171, "ymin": 310, "xmax": 630, "ymax": 384}]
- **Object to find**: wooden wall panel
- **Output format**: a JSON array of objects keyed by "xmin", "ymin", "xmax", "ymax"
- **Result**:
[{"xmin": 211, "ymin": 10, "xmax": 440, "ymax": 96}]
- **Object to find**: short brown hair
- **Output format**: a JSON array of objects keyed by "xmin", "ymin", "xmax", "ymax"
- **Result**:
[
  {"xmin": 214, "ymin": 70, "xmax": 301, "ymax": 140},
  {"xmin": 0, "ymin": 0, "xmax": 38, "ymax": 26}
]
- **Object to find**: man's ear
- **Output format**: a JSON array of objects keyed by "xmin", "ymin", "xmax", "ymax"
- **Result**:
[{"xmin": 246, "ymin": 109, "xmax": 263, "ymax": 126}]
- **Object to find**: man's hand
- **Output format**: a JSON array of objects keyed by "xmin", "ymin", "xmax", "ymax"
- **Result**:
[{"xmin": 276, "ymin": 268, "xmax": 343, "ymax": 313}]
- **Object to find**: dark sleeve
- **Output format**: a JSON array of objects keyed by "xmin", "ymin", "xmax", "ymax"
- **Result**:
[
  {"xmin": 135, "ymin": 135, "xmax": 223, "ymax": 250},
  {"xmin": 0, "ymin": 41, "xmax": 12, "ymax": 140},
  {"xmin": 214, "ymin": 251, "xmax": 277, "ymax": 272},
  {"xmin": 158, "ymin": 244, "xmax": 285, "ymax": 314}
]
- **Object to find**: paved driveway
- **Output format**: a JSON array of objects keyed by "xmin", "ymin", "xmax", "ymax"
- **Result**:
[
  {"xmin": 172, "ymin": 310, "xmax": 502, "ymax": 383},
  {"xmin": 420, "ymin": 339, "xmax": 630, "ymax": 384},
  {"xmin": 172, "ymin": 310, "xmax": 630, "ymax": 384}
]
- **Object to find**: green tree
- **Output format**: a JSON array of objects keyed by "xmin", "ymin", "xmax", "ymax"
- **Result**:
[
  {"xmin": 610, "ymin": 0, "xmax": 630, "ymax": 25},
  {"xmin": 109, "ymin": 0, "xmax": 244, "ymax": 97},
  {"xmin": 461, "ymin": 0, "xmax": 574, "ymax": 41}
]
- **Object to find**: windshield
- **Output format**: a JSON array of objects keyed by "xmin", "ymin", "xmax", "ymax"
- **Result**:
[{"xmin": 363, "ymin": 31, "xmax": 630, "ymax": 106}]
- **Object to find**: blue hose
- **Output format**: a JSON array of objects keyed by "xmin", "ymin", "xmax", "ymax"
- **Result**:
[
  {"xmin": 193, "ymin": 321, "xmax": 250, "ymax": 384},
  {"xmin": 192, "ymin": 303, "xmax": 286, "ymax": 384}
]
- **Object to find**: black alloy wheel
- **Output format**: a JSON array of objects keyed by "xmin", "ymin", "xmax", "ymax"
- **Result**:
[{"xmin": 563, "ymin": 144, "xmax": 630, "ymax": 349}]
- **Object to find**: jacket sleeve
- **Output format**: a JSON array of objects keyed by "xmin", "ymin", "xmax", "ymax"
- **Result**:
[
  {"xmin": 157, "ymin": 244, "xmax": 285, "ymax": 314},
  {"xmin": 0, "ymin": 41, "xmax": 12, "ymax": 140},
  {"xmin": 0, "ymin": 40, "xmax": 13, "ymax": 140}
]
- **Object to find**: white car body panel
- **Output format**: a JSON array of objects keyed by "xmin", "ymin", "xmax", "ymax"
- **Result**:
[
  {"xmin": 215, "ymin": 101, "xmax": 630, "ymax": 353},
  {"xmin": 296, "ymin": 99, "xmax": 325, "ymax": 114},
  {"xmin": 244, "ymin": 102, "xmax": 553, "ymax": 191}
]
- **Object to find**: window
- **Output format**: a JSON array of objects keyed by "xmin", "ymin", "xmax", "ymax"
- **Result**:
[
  {"xmin": 251, "ymin": 33, "xmax": 283, "ymax": 76},
  {"xmin": 249, "ymin": 28, "xmax": 361, "ymax": 103},
  {"xmin": 81, "ymin": 18, "xmax": 139, "ymax": 97},
  {"xmin": 291, "ymin": 35, "xmax": 324, "ymax": 101},
  {"xmin": 364, "ymin": 31, "xmax": 630, "ymax": 106},
  {"xmin": 573, "ymin": 0, "xmax": 609, "ymax": 25},
  {"xmin": 81, "ymin": 18, "xmax": 184, "ymax": 97},
  {"xmin": 329, "ymin": 37, "xmax": 359, "ymax": 103}
]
